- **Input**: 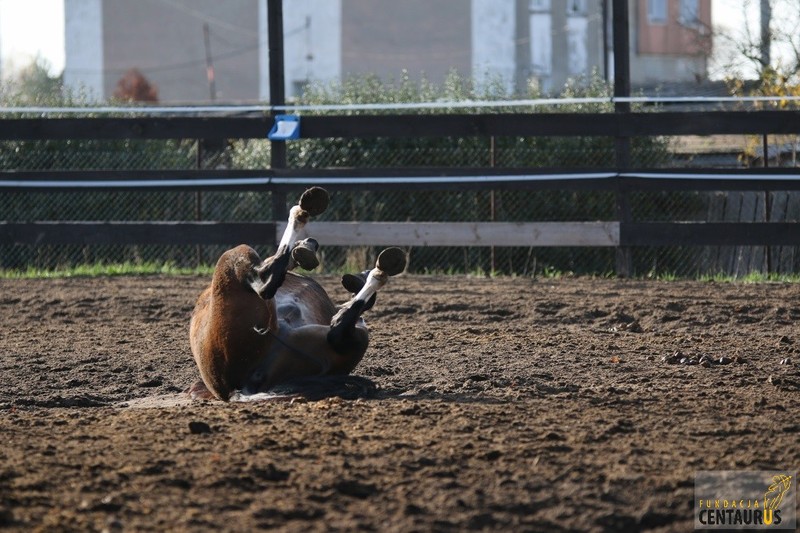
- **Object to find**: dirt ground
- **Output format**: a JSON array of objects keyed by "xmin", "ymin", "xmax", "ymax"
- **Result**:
[{"xmin": 1, "ymin": 273, "xmax": 799, "ymax": 532}]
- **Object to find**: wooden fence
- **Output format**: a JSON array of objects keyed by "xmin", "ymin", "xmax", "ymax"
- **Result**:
[
  {"xmin": 4, "ymin": 0, "xmax": 799, "ymax": 275},
  {"xmin": 1, "ymin": 112, "xmax": 800, "ymax": 276}
]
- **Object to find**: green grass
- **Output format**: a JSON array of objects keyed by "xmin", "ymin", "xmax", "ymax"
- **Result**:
[
  {"xmin": 4, "ymin": 262, "xmax": 800, "ymax": 282},
  {"xmin": 0, "ymin": 261, "xmax": 215, "ymax": 279},
  {"xmin": 643, "ymin": 270, "xmax": 800, "ymax": 283},
  {"xmin": 697, "ymin": 271, "xmax": 800, "ymax": 283}
]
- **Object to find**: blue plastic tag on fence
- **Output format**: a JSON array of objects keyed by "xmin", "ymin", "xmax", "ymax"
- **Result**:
[{"xmin": 268, "ymin": 114, "xmax": 300, "ymax": 140}]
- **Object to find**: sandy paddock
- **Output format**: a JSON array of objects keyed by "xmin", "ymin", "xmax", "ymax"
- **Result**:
[{"xmin": 1, "ymin": 274, "xmax": 799, "ymax": 531}]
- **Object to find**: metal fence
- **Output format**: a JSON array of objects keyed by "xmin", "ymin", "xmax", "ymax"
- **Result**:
[{"xmin": 2, "ymin": 126, "xmax": 800, "ymax": 278}]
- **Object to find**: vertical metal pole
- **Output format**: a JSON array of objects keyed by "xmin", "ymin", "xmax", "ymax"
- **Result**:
[
  {"xmin": 602, "ymin": 0, "xmax": 611, "ymax": 82},
  {"xmin": 203, "ymin": 23, "xmax": 217, "ymax": 101},
  {"xmin": 763, "ymin": 134, "xmax": 772, "ymax": 273},
  {"xmin": 268, "ymin": 0, "xmax": 288, "ymax": 230},
  {"xmin": 612, "ymin": 0, "xmax": 631, "ymax": 153},
  {"xmin": 489, "ymin": 136, "xmax": 496, "ymax": 275},
  {"xmin": 612, "ymin": 0, "xmax": 632, "ymax": 277},
  {"xmin": 514, "ymin": 0, "xmax": 531, "ymax": 94},
  {"xmin": 195, "ymin": 140, "xmax": 203, "ymax": 266}
]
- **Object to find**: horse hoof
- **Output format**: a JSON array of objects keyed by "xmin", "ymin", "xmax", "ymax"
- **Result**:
[
  {"xmin": 341, "ymin": 272, "xmax": 367, "ymax": 293},
  {"xmin": 299, "ymin": 187, "xmax": 329, "ymax": 217},
  {"xmin": 376, "ymin": 247, "xmax": 406, "ymax": 276},
  {"xmin": 187, "ymin": 380, "xmax": 216, "ymax": 401},
  {"xmin": 292, "ymin": 239, "xmax": 320, "ymax": 270}
]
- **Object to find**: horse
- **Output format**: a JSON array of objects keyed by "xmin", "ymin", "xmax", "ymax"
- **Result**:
[{"xmin": 187, "ymin": 186, "xmax": 405, "ymax": 401}]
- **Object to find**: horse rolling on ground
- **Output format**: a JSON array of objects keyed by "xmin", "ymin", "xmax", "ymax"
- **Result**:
[{"xmin": 188, "ymin": 187, "xmax": 405, "ymax": 401}]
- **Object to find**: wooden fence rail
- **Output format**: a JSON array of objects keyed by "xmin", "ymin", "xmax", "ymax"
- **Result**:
[
  {"xmin": 3, "ymin": 0, "xmax": 798, "ymax": 273},
  {"xmin": 1, "ymin": 110, "xmax": 800, "ymax": 140},
  {"xmin": 2, "ymin": 113, "xmax": 800, "ymax": 268},
  {"xmin": 3, "ymin": 171, "xmax": 800, "ymax": 249}
]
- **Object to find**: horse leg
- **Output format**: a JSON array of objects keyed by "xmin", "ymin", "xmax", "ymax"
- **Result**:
[
  {"xmin": 254, "ymin": 186, "xmax": 328, "ymax": 299},
  {"xmin": 237, "ymin": 247, "xmax": 405, "ymax": 397},
  {"xmin": 327, "ymin": 247, "xmax": 406, "ymax": 366}
]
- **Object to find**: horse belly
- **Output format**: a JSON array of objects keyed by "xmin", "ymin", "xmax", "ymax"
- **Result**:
[{"xmin": 274, "ymin": 272, "xmax": 337, "ymax": 329}]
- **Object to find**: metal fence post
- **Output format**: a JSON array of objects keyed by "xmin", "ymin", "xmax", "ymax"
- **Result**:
[
  {"xmin": 612, "ymin": 0, "xmax": 632, "ymax": 277},
  {"xmin": 195, "ymin": 140, "xmax": 204, "ymax": 266},
  {"xmin": 489, "ymin": 135, "xmax": 496, "ymax": 274},
  {"xmin": 268, "ymin": 0, "xmax": 287, "ymax": 237},
  {"xmin": 764, "ymin": 133, "xmax": 772, "ymax": 273}
]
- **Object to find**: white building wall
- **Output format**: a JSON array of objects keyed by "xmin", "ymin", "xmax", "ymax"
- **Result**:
[
  {"xmin": 530, "ymin": 13, "xmax": 552, "ymax": 79},
  {"xmin": 566, "ymin": 15, "xmax": 588, "ymax": 75},
  {"xmin": 63, "ymin": 0, "xmax": 104, "ymax": 100},
  {"xmin": 630, "ymin": 54, "xmax": 707, "ymax": 84},
  {"xmin": 258, "ymin": 1, "xmax": 269, "ymax": 100},
  {"xmin": 261, "ymin": 0, "xmax": 341, "ymax": 100},
  {"xmin": 470, "ymin": 0, "xmax": 515, "ymax": 93}
]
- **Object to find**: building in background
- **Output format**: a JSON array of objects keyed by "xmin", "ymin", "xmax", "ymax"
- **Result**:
[
  {"xmin": 633, "ymin": 0, "xmax": 711, "ymax": 85},
  {"xmin": 64, "ymin": 0, "xmax": 262, "ymax": 102},
  {"xmin": 63, "ymin": 0, "xmax": 712, "ymax": 103}
]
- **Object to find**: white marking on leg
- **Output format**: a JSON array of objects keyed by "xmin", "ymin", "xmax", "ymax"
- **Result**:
[
  {"xmin": 278, "ymin": 205, "xmax": 307, "ymax": 250},
  {"xmin": 352, "ymin": 268, "xmax": 387, "ymax": 304}
]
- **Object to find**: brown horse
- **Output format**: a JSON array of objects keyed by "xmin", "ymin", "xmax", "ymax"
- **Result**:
[{"xmin": 188, "ymin": 187, "xmax": 405, "ymax": 401}]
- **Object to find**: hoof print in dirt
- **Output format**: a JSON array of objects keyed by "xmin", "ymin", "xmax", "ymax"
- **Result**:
[
  {"xmin": 662, "ymin": 352, "xmax": 702, "ymax": 366},
  {"xmin": 662, "ymin": 351, "xmax": 745, "ymax": 368},
  {"xmin": 188, "ymin": 421, "xmax": 212, "ymax": 434}
]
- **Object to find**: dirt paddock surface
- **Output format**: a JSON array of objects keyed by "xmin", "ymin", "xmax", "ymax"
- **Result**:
[{"xmin": 1, "ymin": 274, "xmax": 799, "ymax": 532}]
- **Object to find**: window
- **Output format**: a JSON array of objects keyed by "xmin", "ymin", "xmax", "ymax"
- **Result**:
[
  {"xmin": 567, "ymin": 0, "xmax": 587, "ymax": 16},
  {"xmin": 679, "ymin": 0, "xmax": 699, "ymax": 26},
  {"xmin": 530, "ymin": 13, "xmax": 552, "ymax": 76},
  {"xmin": 647, "ymin": 0, "xmax": 667, "ymax": 24},
  {"xmin": 291, "ymin": 80, "xmax": 308, "ymax": 98},
  {"xmin": 529, "ymin": 0, "xmax": 550, "ymax": 12}
]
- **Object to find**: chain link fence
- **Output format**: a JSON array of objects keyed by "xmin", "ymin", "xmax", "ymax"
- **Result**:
[{"xmin": 3, "ymin": 128, "xmax": 800, "ymax": 277}]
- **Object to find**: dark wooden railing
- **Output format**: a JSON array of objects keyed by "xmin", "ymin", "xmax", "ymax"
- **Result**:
[{"xmin": 1, "ymin": 112, "xmax": 800, "ymax": 263}]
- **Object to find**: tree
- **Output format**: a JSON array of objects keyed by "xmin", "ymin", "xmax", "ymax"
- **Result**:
[
  {"xmin": 712, "ymin": 0, "xmax": 800, "ymax": 83},
  {"xmin": 8, "ymin": 56, "xmax": 62, "ymax": 104},
  {"xmin": 712, "ymin": 1, "xmax": 800, "ymax": 165},
  {"xmin": 113, "ymin": 68, "xmax": 159, "ymax": 102}
]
